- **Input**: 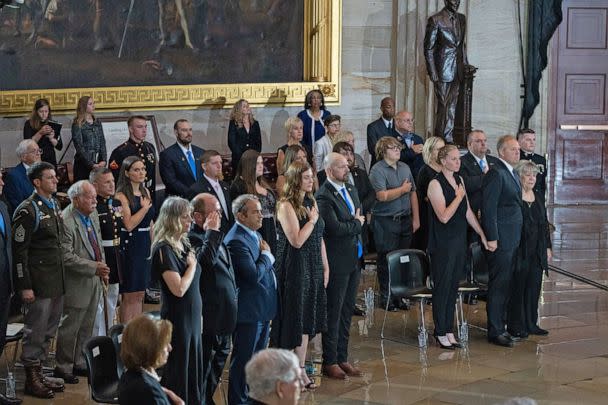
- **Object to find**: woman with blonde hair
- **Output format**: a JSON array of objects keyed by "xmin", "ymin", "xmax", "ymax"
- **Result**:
[
  {"xmin": 151, "ymin": 197, "xmax": 203, "ymax": 405},
  {"xmin": 228, "ymin": 98, "xmax": 262, "ymax": 173},
  {"xmin": 276, "ymin": 116, "xmax": 314, "ymax": 175},
  {"xmin": 276, "ymin": 144, "xmax": 310, "ymax": 192},
  {"xmin": 118, "ymin": 315, "xmax": 183, "ymax": 405},
  {"xmin": 116, "ymin": 156, "xmax": 155, "ymax": 322},
  {"xmin": 270, "ymin": 160, "xmax": 328, "ymax": 391},
  {"xmin": 71, "ymin": 96, "xmax": 106, "ymax": 180}
]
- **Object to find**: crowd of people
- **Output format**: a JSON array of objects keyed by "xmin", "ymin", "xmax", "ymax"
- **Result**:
[{"xmin": 0, "ymin": 92, "xmax": 551, "ymax": 405}]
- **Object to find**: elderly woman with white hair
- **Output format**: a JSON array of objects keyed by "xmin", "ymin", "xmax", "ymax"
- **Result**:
[{"xmin": 245, "ymin": 348, "xmax": 302, "ymax": 405}]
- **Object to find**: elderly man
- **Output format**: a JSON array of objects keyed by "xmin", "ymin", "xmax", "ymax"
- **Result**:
[
  {"xmin": 187, "ymin": 150, "xmax": 233, "ymax": 234},
  {"xmin": 189, "ymin": 193, "xmax": 237, "ymax": 405},
  {"xmin": 517, "ymin": 128, "xmax": 547, "ymax": 204},
  {"xmin": 55, "ymin": 181, "xmax": 110, "ymax": 383},
  {"xmin": 12, "ymin": 162, "xmax": 65, "ymax": 398},
  {"xmin": 245, "ymin": 348, "xmax": 302, "ymax": 405},
  {"xmin": 90, "ymin": 168, "xmax": 123, "ymax": 336},
  {"xmin": 367, "ymin": 97, "xmax": 396, "ymax": 168},
  {"xmin": 316, "ymin": 153, "xmax": 365, "ymax": 379},
  {"xmin": 159, "ymin": 119, "xmax": 205, "ymax": 198},
  {"xmin": 369, "ymin": 136, "xmax": 420, "ymax": 311},
  {"xmin": 224, "ymin": 194, "xmax": 277, "ymax": 405},
  {"xmin": 4, "ymin": 140, "xmax": 41, "ymax": 213},
  {"xmin": 482, "ymin": 135, "xmax": 523, "ymax": 347},
  {"xmin": 394, "ymin": 111, "xmax": 424, "ymax": 177}
]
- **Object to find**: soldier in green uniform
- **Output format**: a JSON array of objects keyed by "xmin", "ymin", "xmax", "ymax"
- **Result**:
[{"xmin": 12, "ymin": 162, "xmax": 65, "ymax": 399}]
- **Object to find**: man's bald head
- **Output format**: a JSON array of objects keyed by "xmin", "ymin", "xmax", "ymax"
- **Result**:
[
  {"xmin": 324, "ymin": 152, "xmax": 350, "ymax": 183},
  {"xmin": 191, "ymin": 193, "xmax": 221, "ymax": 227}
]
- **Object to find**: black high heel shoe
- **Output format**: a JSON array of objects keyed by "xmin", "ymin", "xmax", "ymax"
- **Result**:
[
  {"xmin": 446, "ymin": 333, "xmax": 462, "ymax": 348},
  {"xmin": 432, "ymin": 333, "xmax": 455, "ymax": 350}
]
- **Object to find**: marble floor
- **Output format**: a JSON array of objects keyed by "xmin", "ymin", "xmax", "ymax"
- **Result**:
[{"xmin": 3, "ymin": 205, "xmax": 607, "ymax": 404}]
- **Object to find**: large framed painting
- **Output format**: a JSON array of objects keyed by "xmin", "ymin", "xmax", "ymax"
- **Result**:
[{"xmin": 0, "ymin": 0, "xmax": 341, "ymax": 115}]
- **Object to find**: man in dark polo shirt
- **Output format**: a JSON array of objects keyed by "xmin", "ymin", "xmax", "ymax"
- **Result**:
[{"xmin": 369, "ymin": 136, "xmax": 420, "ymax": 311}]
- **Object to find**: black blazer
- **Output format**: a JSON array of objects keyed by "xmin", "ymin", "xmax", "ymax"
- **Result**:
[
  {"xmin": 188, "ymin": 226, "xmax": 237, "ymax": 336},
  {"xmin": 458, "ymin": 152, "xmax": 500, "ymax": 214},
  {"xmin": 227, "ymin": 120, "xmax": 262, "ymax": 171},
  {"xmin": 186, "ymin": 176, "xmax": 234, "ymax": 234},
  {"xmin": 118, "ymin": 369, "xmax": 171, "ymax": 405},
  {"xmin": 316, "ymin": 181, "xmax": 363, "ymax": 274},
  {"xmin": 481, "ymin": 160, "xmax": 523, "ymax": 250},
  {"xmin": 159, "ymin": 142, "xmax": 205, "ymax": 198},
  {"xmin": 317, "ymin": 168, "xmax": 375, "ymax": 215},
  {"xmin": 367, "ymin": 118, "xmax": 395, "ymax": 167},
  {"xmin": 1, "ymin": 201, "xmax": 13, "ymax": 293}
]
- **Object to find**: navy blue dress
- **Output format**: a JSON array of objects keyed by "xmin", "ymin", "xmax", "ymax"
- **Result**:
[{"xmin": 120, "ymin": 195, "xmax": 155, "ymax": 293}]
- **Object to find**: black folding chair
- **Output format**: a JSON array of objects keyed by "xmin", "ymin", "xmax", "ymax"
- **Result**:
[
  {"xmin": 381, "ymin": 249, "xmax": 433, "ymax": 347},
  {"xmin": 83, "ymin": 336, "xmax": 120, "ymax": 404},
  {"xmin": 108, "ymin": 324, "xmax": 126, "ymax": 378}
]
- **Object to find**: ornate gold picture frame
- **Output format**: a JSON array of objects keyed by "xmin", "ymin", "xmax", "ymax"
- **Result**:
[{"xmin": 0, "ymin": 0, "xmax": 341, "ymax": 116}]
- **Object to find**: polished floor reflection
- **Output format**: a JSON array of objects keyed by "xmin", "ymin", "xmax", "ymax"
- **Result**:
[{"xmin": 4, "ymin": 205, "xmax": 607, "ymax": 404}]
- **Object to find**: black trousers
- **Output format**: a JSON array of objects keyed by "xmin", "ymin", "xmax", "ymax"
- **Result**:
[
  {"xmin": 430, "ymin": 249, "xmax": 464, "ymax": 336},
  {"xmin": 0, "ymin": 269, "xmax": 10, "ymax": 358},
  {"xmin": 433, "ymin": 80, "xmax": 460, "ymax": 142},
  {"xmin": 485, "ymin": 246, "xmax": 518, "ymax": 338},
  {"xmin": 372, "ymin": 215, "xmax": 412, "ymax": 303},
  {"xmin": 202, "ymin": 333, "xmax": 231, "ymax": 405},
  {"xmin": 322, "ymin": 268, "xmax": 361, "ymax": 365},
  {"xmin": 508, "ymin": 261, "xmax": 544, "ymax": 334}
]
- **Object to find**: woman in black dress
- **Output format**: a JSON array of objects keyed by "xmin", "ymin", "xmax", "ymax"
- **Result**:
[
  {"xmin": 71, "ymin": 96, "xmax": 107, "ymax": 181},
  {"xmin": 116, "ymin": 156, "xmax": 155, "ymax": 322},
  {"xmin": 508, "ymin": 160, "xmax": 552, "ymax": 337},
  {"xmin": 151, "ymin": 197, "xmax": 203, "ymax": 405},
  {"xmin": 228, "ymin": 99, "xmax": 262, "ymax": 174},
  {"xmin": 119, "ymin": 315, "xmax": 183, "ymax": 405},
  {"xmin": 414, "ymin": 136, "xmax": 445, "ymax": 251},
  {"xmin": 270, "ymin": 160, "xmax": 328, "ymax": 390},
  {"xmin": 230, "ymin": 150, "xmax": 278, "ymax": 253},
  {"xmin": 427, "ymin": 145, "xmax": 489, "ymax": 349},
  {"xmin": 23, "ymin": 98, "xmax": 63, "ymax": 167}
]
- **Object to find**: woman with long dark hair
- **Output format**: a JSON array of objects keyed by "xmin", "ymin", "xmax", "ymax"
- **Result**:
[
  {"xmin": 116, "ymin": 156, "xmax": 155, "ymax": 322},
  {"xmin": 71, "ymin": 96, "xmax": 107, "ymax": 180},
  {"xmin": 23, "ymin": 98, "xmax": 63, "ymax": 167},
  {"xmin": 230, "ymin": 150, "xmax": 277, "ymax": 253}
]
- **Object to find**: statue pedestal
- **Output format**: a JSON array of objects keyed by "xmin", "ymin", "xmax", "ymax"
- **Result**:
[{"xmin": 454, "ymin": 65, "xmax": 477, "ymax": 147}]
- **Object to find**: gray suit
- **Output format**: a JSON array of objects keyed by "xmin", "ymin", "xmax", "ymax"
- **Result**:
[{"xmin": 55, "ymin": 205, "xmax": 104, "ymax": 373}]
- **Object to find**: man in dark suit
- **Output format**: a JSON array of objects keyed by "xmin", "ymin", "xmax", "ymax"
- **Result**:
[
  {"xmin": 159, "ymin": 119, "xmax": 205, "ymax": 198},
  {"xmin": 224, "ymin": 194, "xmax": 277, "ymax": 405},
  {"xmin": 367, "ymin": 97, "xmax": 396, "ymax": 168},
  {"xmin": 4, "ymin": 140, "xmax": 40, "ymax": 213},
  {"xmin": 458, "ymin": 130, "xmax": 500, "ymax": 218},
  {"xmin": 186, "ymin": 150, "xmax": 233, "ymax": 234},
  {"xmin": 394, "ymin": 110, "xmax": 424, "ymax": 177},
  {"xmin": 317, "ymin": 153, "xmax": 365, "ymax": 379},
  {"xmin": 188, "ymin": 193, "xmax": 237, "ymax": 405},
  {"xmin": 518, "ymin": 128, "xmax": 547, "ymax": 204},
  {"xmin": 0, "ymin": 172, "xmax": 23, "ymax": 405},
  {"xmin": 424, "ymin": 0, "xmax": 469, "ymax": 142},
  {"xmin": 482, "ymin": 135, "xmax": 523, "ymax": 347}
]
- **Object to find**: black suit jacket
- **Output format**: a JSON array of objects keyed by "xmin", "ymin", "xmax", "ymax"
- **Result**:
[
  {"xmin": 367, "ymin": 118, "xmax": 396, "ymax": 167},
  {"xmin": 159, "ymin": 143, "xmax": 205, "ymax": 198},
  {"xmin": 458, "ymin": 152, "xmax": 500, "ymax": 215},
  {"xmin": 424, "ymin": 8, "xmax": 467, "ymax": 82},
  {"xmin": 316, "ymin": 181, "xmax": 363, "ymax": 274},
  {"xmin": 317, "ymin": 168, "xmax": 375, "ymax": 215},
  {"xmin": 186, "ymin": 176, "xmax": 234, "ymax": 234},
  {"xmin": 188, "ymin": 226, "xmax": 237, "ymax": 336},
  {"xmin": 227, "ymin": 120, "xmax": 262, "ymax": 171},
  {"xmin": 481, "ymin": 160, "xmax": 523, "ymax": 250},
  {"xmin": 1, "ymin": 201, "xmax": 13, "ymax": 353}
]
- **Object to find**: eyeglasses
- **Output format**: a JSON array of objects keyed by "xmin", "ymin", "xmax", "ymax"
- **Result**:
[
  {"xmin": 387, "ymin": 145, "xmax": 402, "ymax": 151},
  {"xmin": 27, "ymin": 149, "xmax": 43, "ymax": 155}
]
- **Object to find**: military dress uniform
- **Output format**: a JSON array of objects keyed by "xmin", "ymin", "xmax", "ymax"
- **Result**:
[
  {"xmin": 108, "ymin": 138, "xmax": 157, "ymax": 202},
  {"xmin": 12, "ymin": 192, "xmax": 66, "ymax": 398},
  {"xmin": 92, "ymin": 195, "xmax": 123, "ymax": 336},
  {"xmin": 519, "ymin": 150, "xmax": 547, "ymax": 204}
]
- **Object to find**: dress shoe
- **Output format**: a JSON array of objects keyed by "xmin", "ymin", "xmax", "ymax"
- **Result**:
[
  {"xmin": 507, "ymin": 331, "xmax": 528, "ymax": 341},
  {"xmin": 432, "ymin": 334, "xmax": 455, "ymax": 350},
  {"xmin": 488, "ymin": 334, "xmax": 514, "ymax": 348},
  {"xmin": 338, "ymin": 362, "xmax": 362, "ymax": 377},
  {"xmin": 446, "ymin": 333, "xmax": 463, "ymax": 348},
  {"xmin": 353, "ymin": 305, "xmax": 365, "ymax": 316},
  {"xmin": 0, "ymin": 392, "xmax": 22, "ymax": 405},
  {"xmin": 379, "ymin": 301, "xmax": 397, "ymax": 312},
  {"xmin": 321, "ymin": 364, "xmax": 346, "ymax": 380},
  {"xmin": 73, "ymin": 366, "xmax": 88, "ymax": 377},
  {"xmin": 24, "ymin": 366, "xmax": 53, "ymax": 399},
  {"xmin": 529, "ymin": 327, "xmax": 549, "ymax": 336},
  {"xmin": 53, "ymin": 368, "xmax": 79, "ymax": 384}
]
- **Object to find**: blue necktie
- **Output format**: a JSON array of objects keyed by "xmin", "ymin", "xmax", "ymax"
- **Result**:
[
  {"xmin": 340, "ymin": 187, "xmax": 363, "ymax": 258},
  {"xmin": 512, "ymin": 169, "xmax": 521, "ymax": 191},
  {"xmin": 186, "ymin": 150, "xmax": 196, "ymax": 178},
  {"xmin": 479, "ymin": 159, "xmax": 485, "ymax": 172},
  {"xmin": 0, "ymin": 211, "xmax": 5, "ymax": 236}
]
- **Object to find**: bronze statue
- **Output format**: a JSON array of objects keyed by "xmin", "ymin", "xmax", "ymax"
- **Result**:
[{"xmin": 424, "ymin": 0, "xmax": 469, "ymax": 143}]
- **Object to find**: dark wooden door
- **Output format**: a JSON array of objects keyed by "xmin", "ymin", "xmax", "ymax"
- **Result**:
[{"xmin": 550, "ymin": 0, "xmax": 608, "ymax": 204}]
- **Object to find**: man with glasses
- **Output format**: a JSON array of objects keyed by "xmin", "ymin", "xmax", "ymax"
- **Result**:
[
  {"xmin": 4, "ymin": 140, "xmax": 42, "ymax": 213},
  {"xmin": 12, "ymin": 162, "xmax": 66, "ymax": 399},
  {"xmin": 369, "ymin": 137, "xmax": 420, "ymax": 311},
  {"xmin": 394, "ymin": 111, "xmax": 424, "ymax": 178},
  {"xmin": 314, "ymin": 115, "xmax": 342, "ymax": 171}
]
